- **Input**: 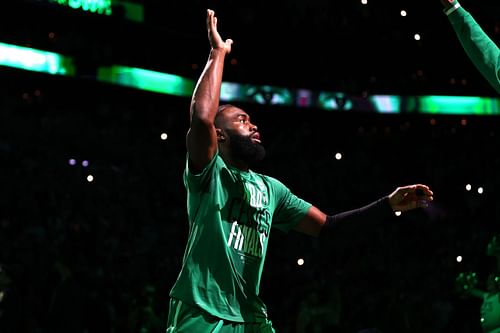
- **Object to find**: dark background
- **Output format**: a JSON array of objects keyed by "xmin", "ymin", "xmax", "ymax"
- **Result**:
[{"xmin": 1, "ymin": 0, "xmax": 500, "ymax": 332}]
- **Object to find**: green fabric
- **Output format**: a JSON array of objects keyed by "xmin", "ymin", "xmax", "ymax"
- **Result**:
[
  {"xmin": 166, "ymin": 298, "xmax": 276, "ymax": 333},
  {"xmin": 481, "ymin": 292, "xmax": 500, "ymax": 333},
  {"xmin": 169, "ymin": 153, "xmax": 311, "ymax": 322},
  {"xmin": 447, "ymin": 5, "xmax": 500, "ymax": 94}
]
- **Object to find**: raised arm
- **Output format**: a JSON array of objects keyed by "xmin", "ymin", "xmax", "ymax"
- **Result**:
[
  {"xmin": 186, "ymin": 9, "xmax": 233, "ymax": 173},
  {"xmin": 440, "ymin": 0, "xmax": 500, "ymax": 94}
]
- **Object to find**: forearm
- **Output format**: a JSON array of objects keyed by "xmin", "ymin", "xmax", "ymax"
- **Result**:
[
  {"xmin": 320, "ymin": 196, "xmax": 394, "ymax": 237},
  {"xmin": 444, "ymin": 1, "xmax": 500, "ymax": 94},
  {"xmin": 190, "ymin": 48, "xmax": 227, "ymax": 123}
]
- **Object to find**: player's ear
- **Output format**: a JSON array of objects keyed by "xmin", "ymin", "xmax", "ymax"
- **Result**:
[{"xmin": 216, "ymin": 128, "xmax": 226, "ymax": 142}]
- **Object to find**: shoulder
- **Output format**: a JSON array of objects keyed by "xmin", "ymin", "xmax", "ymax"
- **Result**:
[
  {"xmin": 186, "ymin": 152, "xmax": 225, "ymax": 174},
  {"xmin": 253, "ymin": 171, "xmax": 287, "ymax": 188},
  {"xmin": 184, "ymin": 153, "xmax": 231, "ymax": 191}
]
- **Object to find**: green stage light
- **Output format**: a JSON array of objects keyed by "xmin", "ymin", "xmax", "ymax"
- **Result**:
[
  {"xmin": 2, "ymin": 42, "xmax": 500, "ymax": 115},
  {"xmin": 97, "ymin": 65, "xmax": 195, "ymax": 97},
  {"xmin": 44, "ymin": 0, "xmax": 144, "ymax": 22},
  {"xmin": 418, "ymin": 95, "xmax": 500, "ymax": 115},
  {"xmin": 0, "ymin": 42, "xmax": 75, "ymax": 76},
  {"xmin": 49, "ymin": 0, "xmax": 112, "ymax": 15}
]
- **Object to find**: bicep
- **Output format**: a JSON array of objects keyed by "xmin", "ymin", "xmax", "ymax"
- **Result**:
[
  {"xmin": 293, "ymin": 205, "xmax": 327, "ymax": 237},
  {"xmin": 186, "ymin": 117, "xmax": 218, "ymax": 173}
]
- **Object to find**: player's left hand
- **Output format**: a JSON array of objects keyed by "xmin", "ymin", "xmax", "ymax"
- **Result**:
[{"xmin": 388, "ymin": 184, "xmax": 433, "ymax": 212}]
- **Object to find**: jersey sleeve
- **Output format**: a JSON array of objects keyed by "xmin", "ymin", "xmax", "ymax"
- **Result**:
[
  {"xmin": 183, "ymin": 152, "xmax": 220, "ymax": 193},
  {"xmin": 268, "ymin": 177, "xmax": 312, "ymax": 233},
  {"xmin": 448, "ymin": 7, "xmax": 500, "ymax": 94}
]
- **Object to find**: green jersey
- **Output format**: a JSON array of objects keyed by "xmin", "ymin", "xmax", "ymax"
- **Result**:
[
  {"xmin": 447, "ymin": 6, "xmax": 500, "ymax": 94},
  {"xmin": 481, "ymin": 292, "xmax": 500, "ymax": 333},
  {"xmin": 169, "ymin": 153, "xmax": 312, "ymax": 322}
]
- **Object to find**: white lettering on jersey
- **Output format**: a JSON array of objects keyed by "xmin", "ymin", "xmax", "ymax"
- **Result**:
[
  {"xmin": 226, "ymin": 180, "xmax": 270, "ymax": 257},
  {"xmin": 228, "ymin": 221, "xmax": 243, "ymax": 251},
  {"xmin": 227, "ymin": 221, "xmax": 266, "ymax": 257}
]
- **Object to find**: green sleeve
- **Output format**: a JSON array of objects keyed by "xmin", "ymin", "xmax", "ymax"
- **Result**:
[
  {"xmin": 448, "ymin": 6, "xmax": 500, "ymax": 94},
  {"xmin": 268, "ymin": 177, "xmax": 312, "ymax": 232}
]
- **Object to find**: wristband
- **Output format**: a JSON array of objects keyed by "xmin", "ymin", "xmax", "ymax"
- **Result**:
[
  {"xmin": 444, "ymin": 2, "xmax": 461, "ymax": 16},
  {"xmin": 320, "ymin": 196, "xmax": 393, "ymax": 239}
]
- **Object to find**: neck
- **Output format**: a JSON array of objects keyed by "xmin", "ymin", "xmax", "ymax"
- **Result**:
[
  {"xmin": 225, "ymin": 156, "xmax": 249, "ymax": 171},
  {"xmin": 220, "ymin": 150, "xmax": 249, "ymax": 171}
]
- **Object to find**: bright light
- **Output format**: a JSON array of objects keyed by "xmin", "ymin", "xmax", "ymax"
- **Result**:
[
  {"xmin": 98, "ymin": 65, "xmax": 195, "ymax": 97},
  {"xmin": 68, "ymin": 158, "xmax": 76, "ymax": 166},
  {"xmin": 465, "ymin": 184, "xmax": 472, "ymax": 191},
  {"xmin": 82, "ymin": 160, "xmax": 89, "ymax": 167},
  {"xmin": 297, "ymin": 258, "xmax": 304, "ymax": 266},
  {"xmin": 0, "ymin": 42, "xmax": 75, "ymax": 75},
  {"xmin": 478, "ymin": 187, "xmax": 484, "ymax": 194},
  {"xmin": 456, "ymin": 255, "xmax": 462, "ymax": 263},
  {"xmin": 400, "ymin": 10, "xmax": 407, "ymax": 17},
  {"xmin": 49, "ymin": 0, "xmax": 113, "ymax": 16},
  {"xmin": 395, "ymin": 211, "xmax": 402, "ymax": 216},
  {"xmin": 160, "ymin": 133, "xmax": 168, "ymax": 140},
  {"xmin": 361, "ymin": 0, "xmax": 368, "ymax": 5},
  {"xmin": 335, "ymin": 152, "xmax": 342, "ymax": 160},
  {"xmin": 414, "ymin": 34, "xmax": 421, "ymax": 41},
  {"xmin": 86, "ymin": 175, "xmax": 94, "ymax": 182}
]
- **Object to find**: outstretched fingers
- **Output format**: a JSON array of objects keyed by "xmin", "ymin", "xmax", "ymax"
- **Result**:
[
  {"xmin": 206, "ymin": 9, "xmax": 214, "ymax": 29},
  {"xmin": 206, "ymin": 9, "xmax": 232, "ymax": 53},
  {"xmin": 389, "ymin": 183, "xmax": 434, "ymax": 212}
]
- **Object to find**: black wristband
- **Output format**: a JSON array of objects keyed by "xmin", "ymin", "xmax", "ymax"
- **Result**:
[{"xmin": 320, "ymin": 196, "xmax": 394, "ymax": 238}]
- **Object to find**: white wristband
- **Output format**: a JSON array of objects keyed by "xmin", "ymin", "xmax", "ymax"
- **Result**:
[{"xmin": 444, "ymin": 2, "xmax": 461, "ymax": 16}]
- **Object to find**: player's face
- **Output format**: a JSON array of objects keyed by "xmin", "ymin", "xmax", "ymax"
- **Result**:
[
  {"xmin": 217, "ymin": 106, "xmax": 265, "ymax": 165},
  {"xmin": 218, "ymin": 107, "xmax": 261, "ymax": 143}
]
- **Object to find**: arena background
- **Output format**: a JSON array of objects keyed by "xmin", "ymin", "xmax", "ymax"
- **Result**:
[{"xmin": 1, "ymin": 1, "xmax": 500, "ymax": 332}]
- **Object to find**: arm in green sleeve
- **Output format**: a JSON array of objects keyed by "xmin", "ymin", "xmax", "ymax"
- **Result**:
[{"xmin": 448, "ymin": 7, "xmax": 500, "ymax": 94}]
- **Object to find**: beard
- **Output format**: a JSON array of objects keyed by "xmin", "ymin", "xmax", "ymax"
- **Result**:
[{"xmin": 227, "ymin": 131, "xmax": 266, "ymax": 167}]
